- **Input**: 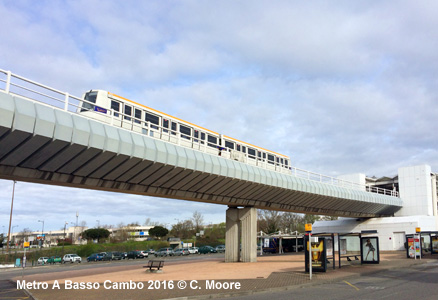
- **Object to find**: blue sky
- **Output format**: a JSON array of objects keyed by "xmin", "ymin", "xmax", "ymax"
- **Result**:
[{"xmin": 1, "ymin": 1, "xmax": 438, "ymax": 233}]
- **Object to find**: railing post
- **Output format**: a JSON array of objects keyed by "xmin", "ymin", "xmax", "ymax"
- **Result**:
[
  {"xmin": 64, "ymin": 92, "xmax": 69, "ymax": 111},
  {"xmin": 5, "ymin": 71, "xmax": 12, "ymax": 94}
]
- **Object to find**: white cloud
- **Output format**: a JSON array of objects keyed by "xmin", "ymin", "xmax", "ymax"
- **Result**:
[{"xmin": 0, "ymin": 0, "xmax": 437, "ymax": 231}]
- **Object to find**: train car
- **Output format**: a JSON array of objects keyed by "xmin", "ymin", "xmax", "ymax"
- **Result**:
[{"xmin": 78, "ymin": 90, "xmax": 291, "ymax": 174}]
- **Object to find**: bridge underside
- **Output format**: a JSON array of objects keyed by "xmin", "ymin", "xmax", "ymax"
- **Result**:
[{"xmin": 0, "ymin": 92, "xmax": 402, "ymax": 218}]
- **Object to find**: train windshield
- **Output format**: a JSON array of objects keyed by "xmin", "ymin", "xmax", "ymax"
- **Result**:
[{"xmin": 81, "ymin": 92, "xmax": 97, "ymax": 112}]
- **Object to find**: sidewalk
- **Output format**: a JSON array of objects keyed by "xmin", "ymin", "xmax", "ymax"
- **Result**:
[{"xmin": 13, "ymin": 252, "xmax": 436, "ymax": 300}]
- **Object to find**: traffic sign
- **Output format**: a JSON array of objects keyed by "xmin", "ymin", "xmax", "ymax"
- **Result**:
[
  {"xmin": 23, "ymin": 242, "xmax": 30, "ymax": 248},
  {"xmin": 305, "ymin": 223, "xmax": 312, "ymax": 232}
]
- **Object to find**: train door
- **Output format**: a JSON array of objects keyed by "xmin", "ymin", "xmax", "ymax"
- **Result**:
[
  {"xmin": 110, "ymin": 100, "xmax": 122, "ymax": 127},
  {"xmin": 121, "ymin": 104, "xmax": 133, "ymax": 130},
  {"xmin": 145, "ymin": 112, "xmax": 160, "ymax": 138},
  {"xmin": 267, "ymin": 154, "xmax": 276, "ymax": 171},
  {"xmin": 247, "ymin": 148, "xmax": 257, "ymax": 166},
  {"xmin": 179, "ymin": 124, "xmax": 193, "ymax": 148},
  {"xmin": 161, "ymin": 118, "xmax": 171, "ymax": 142},
  {"xmin": 206, "ymin": 134, "xmax": 219, "ymax": 155},
  {"xmin": 193, "ymin": 130, "xmax": 206, "ymax": 151},
  {"xmin": 132, "ymin": 108, "xmax": 142, "ymax": 133}
]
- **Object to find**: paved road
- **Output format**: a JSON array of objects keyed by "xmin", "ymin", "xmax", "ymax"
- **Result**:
[
  {"xmin": 227, "ymin": 260, "xmax": 438, "ymax": 300},
  {"xmin": 0, "ymin": 253, "xmax": 224, "ymax": 281}
]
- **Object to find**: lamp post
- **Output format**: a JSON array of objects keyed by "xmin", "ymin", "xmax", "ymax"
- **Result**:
[
  {"xmin": 38, "ymin": 220, "xmax": 44, "ymax": 248},
  {"xmin": 5, "ymin": 180, "xmax": 16, "ymax": 263},
  {"xmin": 62, "ymin": 222, "xmax": 68, "ymax": 255}
]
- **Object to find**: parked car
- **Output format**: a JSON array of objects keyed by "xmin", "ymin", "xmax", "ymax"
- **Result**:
[
  {"xmin": 63, "ymin": 254, "xmax": 82, "ymax": 263},
  {"xmin": 110, "ymin": 251, "xmax": 124, "ymax": 260},
  {"xmin": 198, "ymin": 246, "xmax": 217, "ymax": 254},
  {"xmin": 102, "ymin": 253, "xmax": 113, "ymax": 261},
  {"xmin": 122, "ymin": 252, "xmax": 128, "ymax": 259},
  {"xmin": 155, "ymin": 248, "xmax": 174, "ymax": 257},
  {"xmin": 188, "ymin": 247, "xmax": 199, "ymax": 254},
  {"xmin": 127, "ymin": 250, "xmax": 144, "ymax": 259},
  {"xmin": 215, "ymin": 245, "xmax": 226, "ymax": 253},
  {"xmin": 47, "ymin": 256, "xmax": 62, "ymax": 264},
  {"xmin": 87, "ymin": 253, "xmax": 104, "ymax": 262},
  {"xmin": 139, "ymin": 250, "xmax": 149, "ymax": 258},
  {"xmin": 174, "ymin": 248, "xmax": 190, "ymax": 256},
  {"xmin": 37, "ymin": 257, "xmax": 49, "ymax": 264},
  {"xmin": 146, "ymin": 249, "xmax": 155, "ymax": 255}
]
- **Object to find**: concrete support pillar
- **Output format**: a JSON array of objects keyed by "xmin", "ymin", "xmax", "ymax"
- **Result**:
[
  {"xmin": 225, "ymin": 206, "xmax": 257, "ymax": 263},
  {"xmin": 225, "ymin": 207, "xmax": 240, "ymax": 262},
  {"xmin": 240, "ymin": 207, "xmax": 257, "ymax": 262}
]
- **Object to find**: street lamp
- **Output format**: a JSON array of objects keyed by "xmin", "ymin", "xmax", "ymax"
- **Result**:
[
  {"xmin": 62, "ymin": 222, "xmax": 68, "ymax": 255},
  {"xmin": 38, "ymin": 220, "xmax": 44, "ymax": 248},
  {"xmin": 5, "ymin": 180, "xmax": 16, "ymax": 262},
  {"xmin": 71, "ymin": 222, "xmax": 76, "ymax": 245}
]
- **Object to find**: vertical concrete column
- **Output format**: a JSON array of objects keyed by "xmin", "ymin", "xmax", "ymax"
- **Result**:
[
  {"xmin": 225, "ymin": 207, "xmax": 240, "ymax": 262},
  {"xmin": 240, "ymin": 207, "xmax": 257, "ymax": 262}
]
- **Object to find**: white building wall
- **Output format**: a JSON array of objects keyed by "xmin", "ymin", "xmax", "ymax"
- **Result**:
[
  {"xmin": 397, "ymin": 164, "xmax": 433, "ymax": 216},
  {"xmin": 313, "ymin": 216, "xmax": 437, "ymax": 251}
]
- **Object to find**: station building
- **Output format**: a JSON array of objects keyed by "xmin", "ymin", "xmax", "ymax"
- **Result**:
[{"xmin": 313, "ymin": 164, "xmax": 438, "ymax": 251}]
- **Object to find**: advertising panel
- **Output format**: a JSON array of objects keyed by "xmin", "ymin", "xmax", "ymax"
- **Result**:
[
  {"xmin": 407, "ymin": 237, "xmax": 421, "ymax": 258},
  {"xmin": 305, "ymin": 237, "xmax": 327, "ymax": 272},
  {"xmin": 360, "ymin": 237, "xmax": 380, "ymax": 264},
  {"xmin": 432, "ymin": 236, "xmax": 438, "ymax": 254}
]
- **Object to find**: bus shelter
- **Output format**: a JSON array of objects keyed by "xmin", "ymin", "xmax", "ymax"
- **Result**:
[
  {"xmin": 406, "ymin": 231, "xmax": 438, "ymax": 258},
  {"xmin": 310, "ymin": 231, "xmax": 380, "ymax": 270}
]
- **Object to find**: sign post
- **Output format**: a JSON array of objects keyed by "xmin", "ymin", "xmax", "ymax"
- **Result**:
[
  {"xmin": 305, "ymin": 224, "xmax": 312, "ymax": 280},
  {"xmin": 415, "ymin": 227, "xmax": 421, "ymax": 260}
]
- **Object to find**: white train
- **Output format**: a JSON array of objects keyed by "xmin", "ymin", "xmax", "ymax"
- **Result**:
[{"xmin": 79, "ymin": 90, "xmax": 291, "ymax": 174}]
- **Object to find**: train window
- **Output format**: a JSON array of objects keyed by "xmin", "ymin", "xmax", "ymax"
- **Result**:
[
  {"xmin": 263, "ymin": 153, "xmax": 266, "ymax": 159},
  {"xmin": 171, "ymin": 122, "xmax": 177, "ymax": 135},
  {"xmin": 285, "ymin": 159, "xmax": 288, "ymax": 167},
  {"xmin": 111, "ymin": 100, "xmax": 120, "ymax": 117},
  {"xmin": 248, "ymin": 148, "xmax": 256, "ymax": 158},
  {"xmin": 81, "ymin": 92, "xmax": 97, "ymax": 112},
  {"xmin": 180, "ymin": 124, "xmax": 191, "ymax": 140},
  {"xmin": 257, "ymin": 151, "xmax": 262, "ymax": 161},
  {"xmin": 237, "ymin": 144, "xmax": 241, "ymax": 151},
  {"xmin": 268, "ymin": 154, "xmax": 275, "ymax": 165},
  {"xmin": 163, "ymin": 119, "xmax": 169, "ymax": 133},
  {"xmin": 242, "ymin": 146, "xmax": 246, "ymax": 153},
  {"xmin": 280, "ymin": 158, "xmax": 284, "ymax": 166},
  {"xmin": 146, "ymin": 113, "xmax": 159, "ymax": 129},
  {"xmin": 201, "ymin": 132, "xmax": 206, "ymax": 140},
  {"xmin": 276, "ymin": 157, "xmax": 280, "ymax": 166},
  {"xmin": 225, "ymin": 141, "xmax": 234, "ymax": 150},
  {"xmin": 134, "ymin": 109, "xmax": 141, "ymax": 124},
  {"xmin": 124, "ymin": 105, "xmax": 132, "ymax": 121},
  {"xmin": 208, "ymin": 135, "xmax": 217, "ymax": 148}
]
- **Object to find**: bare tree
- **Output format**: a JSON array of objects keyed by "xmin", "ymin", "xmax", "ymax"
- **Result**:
[
  {"xmin": 280, "ymin": 212, "xmax": 304, "ymax": 233},
  {"xmin": 191, "ymin": 211, "xmax": 204, "ymax": 233},
  {"xmin": 258, "ymin": 210, "xmax": 282, "ymax": 234}
]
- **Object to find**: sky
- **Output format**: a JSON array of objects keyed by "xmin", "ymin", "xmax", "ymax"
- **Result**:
[{"xmin": 1, "ymin": 1, "xmax": 438, "ymax": 234}]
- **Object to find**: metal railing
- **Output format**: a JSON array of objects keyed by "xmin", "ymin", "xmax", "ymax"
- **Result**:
[{"xmin": 0, "ymin": 69, "xmax": 399, "ymax": 197}]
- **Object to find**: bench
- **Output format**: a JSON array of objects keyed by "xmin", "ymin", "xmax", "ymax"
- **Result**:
[
  {"xmin": 144, "ymin": 260, "xmax": 165, "ymax": 272},
  {"xmin": 340, "ymin": 255, "xmax": 360, "ymax": 261}
]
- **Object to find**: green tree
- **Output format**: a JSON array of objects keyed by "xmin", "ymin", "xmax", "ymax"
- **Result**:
[
  {"xmin": 149, "ymin": 226, "xmax": 169, "ymax": 239},
  {"xmin": 82, "ymin": 228, "xmax": 110, "ymax": 243}
]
